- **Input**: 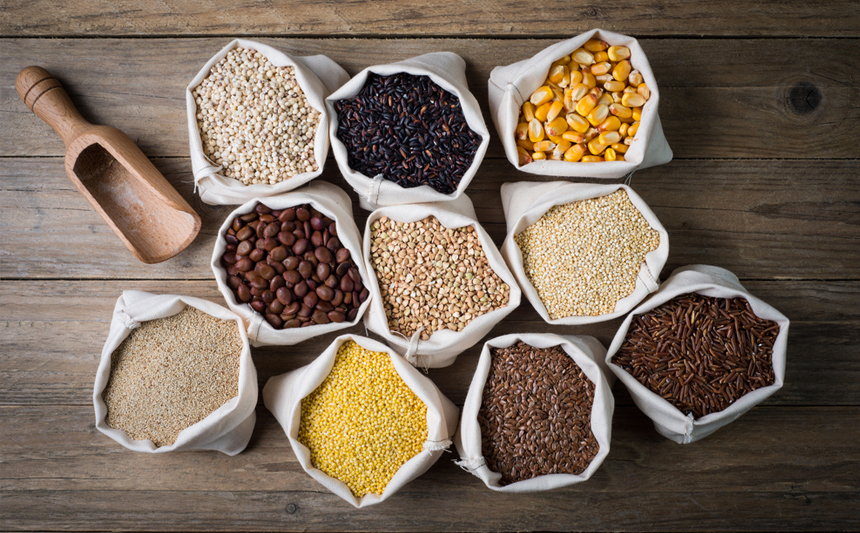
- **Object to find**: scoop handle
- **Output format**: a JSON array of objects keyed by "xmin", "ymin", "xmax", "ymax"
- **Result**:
[{"xmin": 16, "ymin": 66, "xmax": 90, "ymax": 148}]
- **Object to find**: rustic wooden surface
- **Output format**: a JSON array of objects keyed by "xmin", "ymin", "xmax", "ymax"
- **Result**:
[{"xmin": 1, "ymin": 2, "xmax": 858, "ymax": 531}]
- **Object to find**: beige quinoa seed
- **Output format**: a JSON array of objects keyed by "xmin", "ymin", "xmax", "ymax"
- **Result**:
[
  {"xmin": 515, "ymin": 189, "xmax": 660, "ymax": 319},
  {"xmin": 103, "ymin": 307, "xmax": 243, "ymax": 447}
]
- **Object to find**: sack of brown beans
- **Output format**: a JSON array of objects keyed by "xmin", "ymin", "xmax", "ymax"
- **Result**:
[
  {"xmin": 501, "ymin": 180, "xmax": 668, "ymax": 325},
  {"xmin": 488, "ymin": 28, "xmax": 672, "ymax": 177},
  {"xmin": 211, "ymin": 181, "xmax": 371, "ymax": 346},
  {"xmin": 326, "ymin": 52, "xmax": 491, "ymax": 210},
  {"xmin": 93, "ymin": 291, "xmax": 257, "ymax": 455},
  {"xmin": 263, "ymin": 334, "xmax": 459, "ymax": 507},
  {"xmin": 362, "ymin": 194, "xmax": 522, "ymax": 368},
  {"xmin": 454, "ymin": 333, "xmax": 614, "ymax": 492},
  {"xmin": 187, "ymin": 39, "xmax": 349, "ymax": 205},
  {"xmin": 605, "ymin": 265, "xmax": 789, "ymax": 444}
]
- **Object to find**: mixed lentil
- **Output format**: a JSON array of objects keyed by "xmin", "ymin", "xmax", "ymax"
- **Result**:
[
  {"xmin": 515, "ymin": 189, "xmax": 659, "ymax": 319},
  {"xmin": 369, "ymin": 215, "xmax": 510, "ymax": 340},
  {"xmin": 298, "ymin": 340, "xmax": 428, "ymax": 497},
  {"xmin": 193, "ymin": 47, "xmax": 321, "ymax": 185}
]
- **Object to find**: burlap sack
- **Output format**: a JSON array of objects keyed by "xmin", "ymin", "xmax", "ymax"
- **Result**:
[
  {"xmin": 605, "ymin": 265, "xmax": 789, "ymax": 444},
  {"xmin": 362, "ymin": 194, "xmax": 522, "ymax": 368},
  {"xmin": 489, "ymin": 28, "xmax": 672, "ymax": 178},
  {"xmin": 187, "ymin": 39, "xmax": 349, "ymax": 205},
  {"xmin": 454, "ymin": 333, "xmax": 614, "ymax": 492},
  {"xmin": 211, "ymin": 181, "xmax": 371, "ymax": 346},
  {"xmin": 326, "ymin": 52, "xmax": 491, "ymax": 210},
  {"xmin": 263, "ymin": 334, "xmax": 459, "ymax": 507},
  {"xmin": 93, "ymin": 291, "xmax": 257, "ymax": 455},
  {"xmin": 500, "ymin": 180, "xmax": 668, "ymax": 324}
]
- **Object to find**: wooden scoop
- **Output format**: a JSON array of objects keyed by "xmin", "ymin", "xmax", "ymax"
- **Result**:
[{"xmin": 16, "ymin": 66, "xmax": 201, "ymax": 264}]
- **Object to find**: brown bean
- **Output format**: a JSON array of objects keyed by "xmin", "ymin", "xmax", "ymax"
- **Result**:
[
  {"xmin": 262, "ymin": 238, "xmax": 278, "ymax": 252},
  {"xmin": 264, "ymin": 222, "xmax": 280, "ymax": 239},
  {"xmin": 236, "ymin": 258, "xmax": 254, "ymax": 272},
  {"xmin": 236, "ymin": 240, "xmax": 253, "ymax": 256},
  {"xmin": 296, "ymin": 207, "xmax": 311, "ymax": 222},
  {"xmin": 326, "ymin": 236, "xmax": 341, "ymax": 252},
  {"xmin": 336, "ymin": 248, "xmax": 351, "ymax": 263},
  {"xmin": 316, "ymin": 300, "xmax": 334, "ymax": 313},
  {"xmin": 284, "ymin": 302, "xmax": 301, "ymax": 316},
  {"xmin": 232, "ymin": 218, "xmax": 244, "ymax": 232},
  {"xmin": 264, "ymin": 314, "xmax": 282, "ymax": 328},
  {"xmin": 256, "ymin": 204, "xmax": 272, "ymax": 215},
  {"xmin": 236, "ymin": 226, "xmax": 254, "ymax": 241},
  {"xmin": 236, "ymin": 284, "xmax": 252, "ymax": 302},
  {"xmin": 284, "ymin": 270, "xmax": 302, "ymax": 285},
  {"xmin": 221, "ymin": 251, "xmax": 237, "ymax": 265},
  {"xmin": 278, "ymin": 231, "xmax": 297, "ymax": 247},
  {"xmin": 227, "ymin": 276, "xmax": 243, "ymax": 290},
  {"xmin": 240, "ymin": 212, "xmax": 257, "ymax": 223},
  {"xmin": 312, "ymin": 309, "xmax": 331, "ymax": 324},
  {"xmin": 283, "ymin": 256, "xmax": 300, "ymax": 270},
  {"xmin": 294, "ymin": 281, "xmax": 309, "ymax": 299},
  {"xmin": 270, "ymin": 246, "xmax": 288, "ymax": 262},
  {"xmin": 310, "ymin": 216, "xmax": 325, "ymax": 231},
  {"xmin": 250, "ymin": 300, "xmax": 266, "ymax": 313},
  {"xmin": 249, "ymin": 248, "xmax": 266, "ymax": 262},
  {"xmin": 335, "ymin": 262, "xmax": 350, "ymax": 277},
  {"xmin": 349, "ymin": 267, "xmax": 361, "ymax": 283},
  {"xmin": 340, "ymin": 276, "xmax": 354, "ymax": 293},
  {"xmin": 256, "ymin": 263, "xmax": 276, "ymax": 280},
  {"xmin": 268, "ymin": 300, "xmax": 285, "ymax": 314},
  {"xmin": 316, "ymin": 285, "xmax": 334, "ymax": 301},
  {"xmin": 303, "ymin": 292, "xmax": 319, "ymax": 309},
  {"xmin": 292, "ymin": 238, "xmax": 310, "ymax": 256},
  {"xmin": 315, "ymin": 247, "xmax": 333, "ymax": 263},
  {"xmin": 316, "ymin": 263, "xmax": 331, "ymax": 281},
  {"xmin": 328, "ymin": 311, "xmax": 346, "ymax": 323},
  {"xmin": 276, "ymin": 287, "xmax": 294, "ymax": 305},
  {"xmin": 250, "ymin": 278, "xmax": 269, "ymax": 290},
  {"xmin": 298, "ymin": 303, "xmax": 313, "ymax": 318},
  {"xmin": 331, "ymin": 289, "xmax": 344, "ymax": 307},
  {"xmin": 283, "ymin": 319, "xmax": 302, "ymax": 329},
  {"xmin": 298, "ymin": 260, "xmax": 313, "ymax": 279},
  {"xmin": 280, "ymin": 208, "xmax": 296, "ymax": 222}
]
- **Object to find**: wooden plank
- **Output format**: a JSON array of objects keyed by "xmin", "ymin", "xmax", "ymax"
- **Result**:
[
  {"xmin": 2, "ymin": 0, "xmax": 859, "ymax": 38},
  {"xmin": 0, "ymin": 279, "xmax": 857, "ymax": 407},
  {"xmin": 2, "ymin": 38, "xmax": 858, "ymax": 158},
  {"xmin": 0, "ymin": 406, "xmax": 858, "ymax": 530},
  {"xmin": 1, "ymin": 158, "xmax": 857, "ymax": 280}
]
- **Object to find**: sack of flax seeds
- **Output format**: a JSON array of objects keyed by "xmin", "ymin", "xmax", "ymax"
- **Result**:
[
  {"xmin": 500, "ymin": 180, "xmax": 669, "ymax": 325},
  {"xmin": 362, "ymin": 194, "xmax": 522, "ymax": 368},
  {"xmin": 605, "ymin": 265, "xmax": 789, "ymax": 444},
  {"xmin": 187, "ymin": 39, "xmax": 349, "ymax": 205},
  {"xmin": 263, "ymin": 334, "xmax": 459, "ymax": 508},
  {"xmin": 488, "ymin": 28, "xmax": 672, "ymax": 178},
  {"xmin": 93, "ymin": 291, "xmax": 257, "ymax": 455},
  {"xmin": 455, "ymin": 333, "xmax": 614, "ymax": 492},
  {"xmin": 326, "ymin": 52, "xmax": 491, "ymax": 210}
]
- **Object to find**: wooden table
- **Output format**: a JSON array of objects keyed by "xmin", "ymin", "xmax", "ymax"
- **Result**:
[{"xmin": 2, "ymin": 2, "xmax": 858, "ymax": 530}]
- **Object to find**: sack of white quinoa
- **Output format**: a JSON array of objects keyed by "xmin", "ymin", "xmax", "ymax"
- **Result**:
[
  {"xmin": 187, "ymin": 39, "xmax": 349, "ymax": 205},
  {"xmin": 605, "ymin": 265, "xmax": 789, "ymax": 444},
  {"xmin": 263, "ymin": 334, "xmax": 459, "ymax": 508},
  {"xmin": 211, "ymin": 181, "xmax": 372, "ymax": 347},
  {"xmin": 488, "ymin": 28, "xmax": 672, "ymax": 177},
  {"xmin": 326, "ymin": 52, "xmax": 491, "ymax": 210},
  {"xmin": 93, "ymin": 291, "xmax": 257, "ymax": 455},
  {"xmin": 500, "ymin": 180, "xmax": 668, "ymax": 325},
  {"xmin": 362, "ymin": 194, "xmax": 522, "ymax": 368},
  {"xmin": 454, "ymin": 333, "xmax": 614, "ymax": 492}
]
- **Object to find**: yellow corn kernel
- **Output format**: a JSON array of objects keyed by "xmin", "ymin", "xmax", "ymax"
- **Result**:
[
  {"xmin": 581, "ymin": 70, "xmax": 597, "ymax": 88},
  {"xmin": 587, "ymin": 104, "xmax": 610, "ymax": 127},
  {"xmin": 618, "ymin": 123, "xmax": 629, "ymax": 137},
  {"xmin": 611, "ymin": 142, "xmax": 629, "ymax": 153},
  {"xmin": 585, "ymin": 127, "xmax": 599, "ymax": 141},
  {"xmin": 622, "ymin": 92, "xmax": 646, "ymax": 108},
  {"xmin": 562, "ymin": 130, "xmax": 588, "ymax": 143},
  {"xmin": 515, "ymin": 122, "xmax": 529, "ymax": 141},
  {"xmin": 594, "ymin": 51, "xmax": 610, "ymax": 63},
  {"xmin": 547, "ymin": 133, "xmax": 564, "ymax": 144},
  {"xmin": 551, "ymin": 55, "xmax": 571, "ymax": 68},
  {"xmin": 575, "ymin": 93, "xmax": 598, "ymax": 116},
  {"xmin": 637, "ymin": 83, "xmax": 651, "ymax": 101},
  {"xmin": 532, "ymin": 140, "xmax": 556, "ymax": 152},
  {"xmin": 568, "ymin": 83, "xmax": 590, "ymax": 103},
  {"xmin": 549, "ymin": 65, "xmax": 569, "ymax": 85},
  {"xmin": 598, "ymin": 131, "xmax": 622, "ymax": 145},
  {"xmin": 597, "ymin": 93, "xmax": 614, "ymax": 106},
  {"xmin": 548, "ymin": 152, "xmax": 563, "ymax": 161},
  {"xmin": 563, "ymin": 90, "xmax": 575, "ymax": 112},
  {"xmin": 623, "ymin": 137, "xmax": 634, "ymax": 146},
  {"xmin": 628, "ymin": 121, "xmax": 640, "ymax": 137},
  {"xmin": 588, "ymin": 86, "xmax": 604, "ymax": 98},
  {"xmin": 604, "ymin": 147, "xmax": 618, "ymax": 161},
  {"xmin": 546, "ymin": 100, "xmax": 565, "ymax": 122},
  {"xmin": 572, "ymin": 48, "xmax": 595, "ymax": 65},
  {"xmin": 632, "ymin": 107, "xmax": 642, "ymax": 121},
  {"xmin": 532, "ymin": 151, "xmax": 547, "ymax": 160},
  {"xmin": 517, "ymin": 146, "xmax": 532, "ymax": 166},
  {"xmin": 553, "ymin": 139, "xmax": 572, "ymax": 157},
  {"xmin": 530, "ymin": 86, "xmax": 555, "ymax": 106},
  {"xmin": 522, "ymin": 102, "xmax": 536, "ymax": 122},
  {"xmin": 616, "ymin": 154, "xmax": 625, "ymax": 161},
  {"xmin": 598, "ymin": 115, "xmax": 621, "ymax": 132},
  {"xmin": 609, "ymin": 103, "xmax": 632, "ymax": 119},
  {"xmin": 587, "ymin": 136, "xmax": 608, "ymax": 155},
  {"xmin": 623, "ymin": 85, "xmax": 637, "ymax": 94},
  {"xmin": 534, "ymin": 102, "xmax": 552, "ymax": 122},
  {"xmin": 591, "ymin": 61, "xmax": 612, "ymax": 76},
  {"xmin": 565, "ymin": 113, "xmax": 590, "ymax": 133},
  {"xmin": 612, "ymin": 60, "xmax": 632, "ymax": 82},
  {"xmin": 607, "ymin": 45, "xmax": 631, "ymax": 62},
  {"xmin": 583, "ymin": 39, "xmax": 608, "ymax": 52},
  {"xmin": 564, "ymin": 143, "xmax": 587, "ymax": 162},
  {"xmin": 628, "ymin": 70, "xmax": 644, "ymax": 87},
  {"xmin": 581, "ymin": 155, "xmax": 604, "ymax": 162},
  {"xmin": 528, "ymin": 118, "xmax": 545, "ymax": 142},
  {"xmin": 612, "ymin": 91, "xmax": 624, "ymax": 103},
  {"xmin": 604, "ymin": 80, "xmax": 625, "ymax": 93},
  {"xmin": 595, "ymin": 73, "xmax": 614, "ymax": 86},
  {"xmin": 551, "ymin": 86, "xmax": 564, "ymax": 102},
  {"xmin": 517, "ymin": 138, "xmax": 534, "ymax": 151},
  {"xmin": 569, "ymin": 69, "xmax": 584, "ymax": 86},
  {"xmin": 545, "ymin": 116, "xmax": 568, "ymax": 137}
]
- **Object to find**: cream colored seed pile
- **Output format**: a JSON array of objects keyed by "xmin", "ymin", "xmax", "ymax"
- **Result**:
[
  {"xmin": 515, "ymin": 189, "xmax": 660, "ymax": 319},
  {"xmin": 193, "ymin": 47, "xmax": 321, "ymax": 185},
  {"xmin": 370, "ymin": 215, "xmax": 510, "ymax": 340},
  {"xmin": 298, "ymin": 341, "xmax": 428, "ymax": 498},
  {"xmin": 103, "ymin": 307, "xmax": 242, "ymax": 447}
]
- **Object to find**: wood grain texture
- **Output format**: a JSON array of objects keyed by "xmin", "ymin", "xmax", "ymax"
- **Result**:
[
  {"xmin": 2, "ymin": 39, "xmax": 858, "ymax": 158},
  {"xmin": 2, "ymin": 0, "xmax": 859, "ymax": 38}
]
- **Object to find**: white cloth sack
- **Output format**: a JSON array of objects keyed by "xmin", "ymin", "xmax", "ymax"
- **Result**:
[
  {"xmin": 454, "ymin": 333, "xmax": 614, "ymax": 492},
  {"xmin": 211, "ymin": 181, "xmax": 371, "ymax": 346},
  {"xmin": 93, "ymin": 291, "xmax": 257, "ymax": 455},
  {"xmin": 263, "ymin": 334, "xmax": 459, "ymax": 507},
  {"xmin": 362, "ymin": 194, "xmax": 522, "ymax": 368},
  {"xmin": 500, "ymin": 180, "xmax": 668, "ymax": 324},
  {"xmin": 326, "ymin": 52, "xmax": 491, "ymax": 210},
  {"xmin": 605, "ymin": 265, "xmax": 790, "ymax": 444},
  {"xmin": 488, "ymin": 28, "xmax": 672, "ymax": 178},
  {"xmin": 187, "ymin": 39, "xmax": 349, "ymax": 205}
]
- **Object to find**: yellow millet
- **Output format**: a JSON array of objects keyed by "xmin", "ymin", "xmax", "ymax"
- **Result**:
[{"xmin": 298, "ymin": 341, "xmax": 428, "ymax": 498}]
